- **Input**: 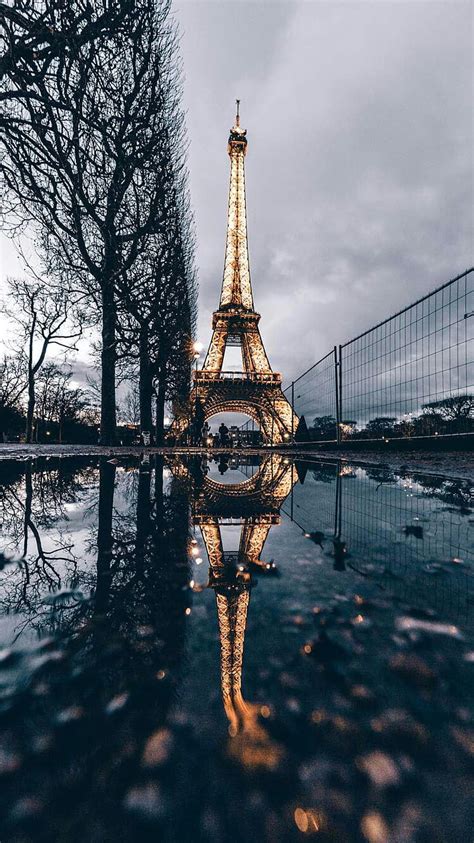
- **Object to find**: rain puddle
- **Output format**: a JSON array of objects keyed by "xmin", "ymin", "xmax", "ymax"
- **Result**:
[{"xmin": 0, "ymin": 453, "xmax": 472, "ymax": 842}]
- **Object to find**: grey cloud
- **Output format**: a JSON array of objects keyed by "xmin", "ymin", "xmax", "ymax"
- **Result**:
[{"xmin": 178, "ymin": 0, "xmax": 473, "ymax": 384}]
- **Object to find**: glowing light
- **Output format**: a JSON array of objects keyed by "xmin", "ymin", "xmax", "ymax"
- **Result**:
[
  {"xmin": 195, "ymin": 557, "xmax": 203, "ymax": 565},
  {"xmin": 185, "ymin": 607, "xmax": 192, "ymax": 616},
  {"xmin": 193, "ymin": 341, "xmax": 204, "ymax": 353},
  {"xmin": 294, "ymin": 808, "xmax": 323, "ymax": 834},
  {"xmin": 191, "ymin": 547, "xmax": 199, "ymax": 556}
]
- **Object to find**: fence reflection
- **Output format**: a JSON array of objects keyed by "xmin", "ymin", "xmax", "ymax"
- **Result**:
[{"xmin": 282, "ymin": 459, "xmax": 473, "ymax": 623}]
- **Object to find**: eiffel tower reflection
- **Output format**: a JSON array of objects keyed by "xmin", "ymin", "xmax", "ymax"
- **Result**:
[{"xmin": 175, "ymin": 453, "xmax": 296, "ymax": 765}]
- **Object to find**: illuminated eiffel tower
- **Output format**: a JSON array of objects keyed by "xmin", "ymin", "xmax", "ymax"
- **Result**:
[{"xmin": 194, "ymin": 102, "xmax": 298, "ymax": 444}]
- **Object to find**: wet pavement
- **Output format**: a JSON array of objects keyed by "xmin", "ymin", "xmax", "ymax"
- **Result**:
[{"xmin": 0, "ymin": 453, "xmax": 472, "ymax": 842}]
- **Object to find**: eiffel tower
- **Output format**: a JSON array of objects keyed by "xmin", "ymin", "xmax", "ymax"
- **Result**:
[{"xmin": 194, "ymin": 102, "xmax": 298, "ymax": 444}]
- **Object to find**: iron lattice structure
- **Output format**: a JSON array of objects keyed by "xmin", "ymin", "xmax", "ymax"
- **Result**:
[
  {"xmin": 191, "ymin": 455, "xmax": 296, "ymax": 737},
  {"xmin": 194, "ymin": 103, "xmax": 298, "ymax": 444}
]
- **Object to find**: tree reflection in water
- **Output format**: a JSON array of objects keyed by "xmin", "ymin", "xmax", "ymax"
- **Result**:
[{"xmin": 0, "ymin": 455, "xmax": 191, "ymax": 839}]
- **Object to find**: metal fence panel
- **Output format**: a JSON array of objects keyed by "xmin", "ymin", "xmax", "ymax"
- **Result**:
[
  {"xmin": 283, "ymin": 268, "xmax": 473, "ymax": 443},
  {"xmin": 284, "ymin": 348, "xmax": 338, "ymax": 442},
  {"xmin": 339, "ymin": 268, "xmax": 473, "ymax": 439}
]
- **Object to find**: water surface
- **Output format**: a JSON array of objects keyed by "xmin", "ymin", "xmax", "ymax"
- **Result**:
[{"xmin": 0, "ymin": 454, "xmax": 472, "ymax": 842}]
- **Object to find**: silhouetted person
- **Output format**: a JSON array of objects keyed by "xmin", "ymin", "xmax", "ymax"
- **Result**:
[
  {"xmin": 219, "ymin": 422, "xmax": 230, "ymax": 447},
  {"xmin": 202, "ymin": 421, "xmax": 210, "ymax": 446},
  {"xmin": 218, "ymin": 455, "xmax": 229, "ymax": 475}
]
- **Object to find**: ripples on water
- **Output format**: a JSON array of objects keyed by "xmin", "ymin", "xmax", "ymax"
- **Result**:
[{"xmin": 0, "ymin": 453, "xmax": 472, "ymax": 842}]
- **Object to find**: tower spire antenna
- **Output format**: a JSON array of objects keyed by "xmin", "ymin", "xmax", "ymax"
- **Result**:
[{"xmin": 236, "ymin": 98, "xmax": 240, "ymax": 127}]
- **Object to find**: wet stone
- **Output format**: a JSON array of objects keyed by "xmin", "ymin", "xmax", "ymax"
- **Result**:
[
  {"xmin": 360, "ymin": 811, "xmax": 390, "ymax": 843},
  {"xmin": 124, "ymin": 781, "xmax": 167, "ymax": 820},
  {"xmin": 356, "ymin": 751, "xmax": 401, "ymax": 788},
  {"xmin": 142, "ymin": 728, "xmax": 174, "ymax": 768},
  {"xmin": 0, "ymin": 747, "xmax": 22, "ymax": 775},
  {"xmin": 388, "ymin": 653, "xmax": 438, "ymax": 689}
]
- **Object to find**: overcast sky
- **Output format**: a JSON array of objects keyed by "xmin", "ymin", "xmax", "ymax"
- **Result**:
[
  {"xmin": 177, "ymin": 0, "xmax": 473, "ymax": 383},
  {"xmin": 1, "ymin": 0, "xmax": 472, "ymax": 388}
]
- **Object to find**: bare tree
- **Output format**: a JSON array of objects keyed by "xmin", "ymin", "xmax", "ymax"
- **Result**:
[
  {"xmin": 0, "ymin": 353, "xmax": 25, "ymax": 440},
  {"xmin": 121, "ymin": 385, "xmax": 141, "ymax": 426},
  {"xmin": 1, "ymin": 0, "xmax": 189, "ymax": 444},
  {"xmin": 0, "ymin": 352, "xmax": 25, "ymax": 407},
  {"xmin": 5, "ymin": 277, "xmax": 82, "ymax": 441},
  {"xmin": 117, "ymin": 162, "xmax": 197, "ymax": 442}
]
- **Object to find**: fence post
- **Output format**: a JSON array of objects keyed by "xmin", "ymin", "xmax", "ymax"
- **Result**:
[
  {"xmin": 334, "ymin": 346, "xmax": 341, "ymax": 444},
  {"xmin": 338, "ymin": 345, "xmax": 343, "ymax": 443},
  {"xmin": 291, "ymin": 381, "xmax": 295, "ymax": 442}
]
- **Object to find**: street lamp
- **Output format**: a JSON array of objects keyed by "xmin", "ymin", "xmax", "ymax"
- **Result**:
[
  {"xmin": 192, "ymin": 341, "xmax": 203, "ymax": 375},
  {"xmin": 191, "ymin": 341, "xmax": 203, "ymax": 447},
  {"xmin": 192, "ymin": 341, "xmax": 203, "ymax": 382}
]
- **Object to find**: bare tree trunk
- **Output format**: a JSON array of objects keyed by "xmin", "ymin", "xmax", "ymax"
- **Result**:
[
  {"xmin": 139, "ymin": 326, "xmax": 153, "ymax": 440},
  {"xmin": 135, "ymin": 464, "xmax": 151, "ymax": 576},
  {"xmin": 23, "ymin": 460, "xmax": 33, "ymax": 557},
  {"xmin": 155, "ymin": 373, "xmax": 166, "ymax": 446},
  {"xmin": 100, "ymin": 282, "xmax": 117, "ymax": 445},
  {"xmin": 26, "ymin": 354, "xmax": 35, "ymax": 444},
  {"xmin": 95, "ymin": 459, "xmax": 116, "ymax": 614}
]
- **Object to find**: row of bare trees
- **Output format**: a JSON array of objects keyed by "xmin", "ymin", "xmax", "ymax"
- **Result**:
[
  {"xmin": 0, "ymin": 0, "xmax": 196, "ymax": 444},
  {"xmin": 305, "ymin": 393, "xmax": 474, "ymax": 442}
]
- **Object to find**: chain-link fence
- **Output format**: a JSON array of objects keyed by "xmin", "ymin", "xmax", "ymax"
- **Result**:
[
  {"xmin": 284, "ymin": 268, "xmax": 473, "ymax": 443},
  {"xmin": 238, "ymin": 417, "xmax": 262, "ymax": 446},
  {"xmin": 283, "ymin": 349, "xmax": 338, "ymax": 442}
]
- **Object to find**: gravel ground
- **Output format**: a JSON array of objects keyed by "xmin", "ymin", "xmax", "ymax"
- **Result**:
[
  {"xmin": 0, "ymin": 444, "xmax": 472, "ymax": 480},
  {"xmin": 297, "ymin": 449, "xmax": 474, "ymax": 481}
]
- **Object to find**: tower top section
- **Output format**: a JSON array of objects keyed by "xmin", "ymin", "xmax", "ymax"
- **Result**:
[
  {"xmin": 228, "ymin": 99, "xmax": 248, "ymax": 155},
  {"xmin": 220, "ymin": 101, "xmax": 253, "ymax": 311}
]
